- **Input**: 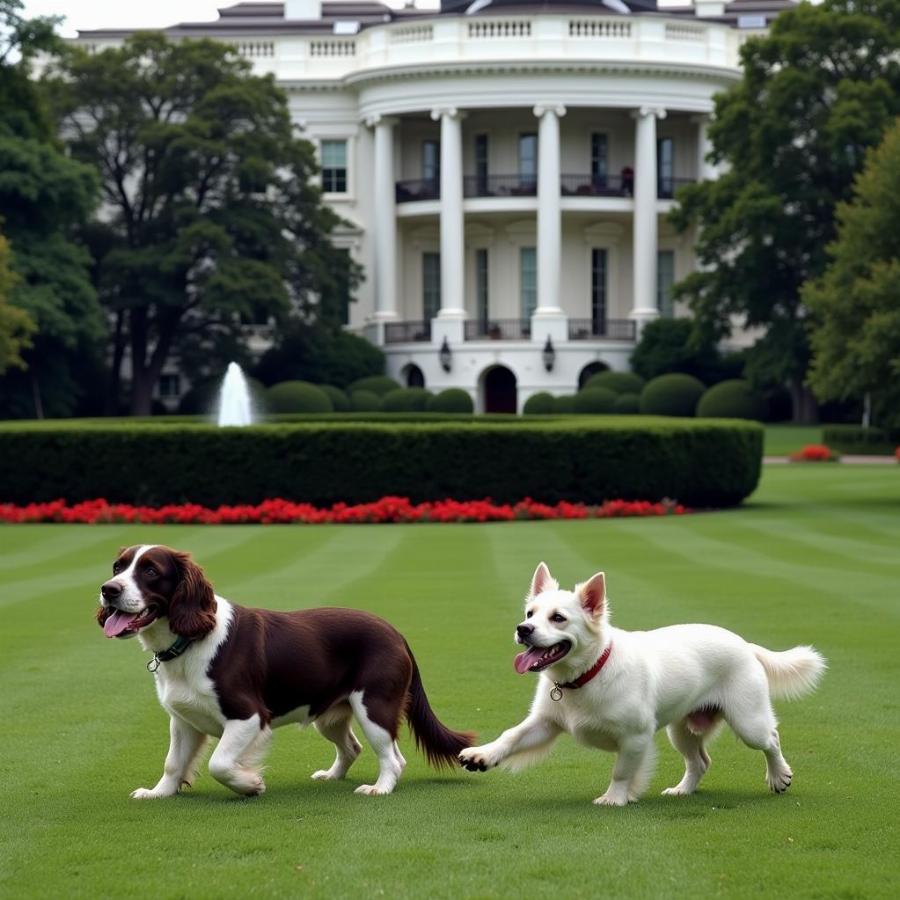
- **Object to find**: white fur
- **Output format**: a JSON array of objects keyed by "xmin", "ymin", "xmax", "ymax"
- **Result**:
[{"xmin": 460, "ymin": 562, "xmax": 827, "ymax": 806}]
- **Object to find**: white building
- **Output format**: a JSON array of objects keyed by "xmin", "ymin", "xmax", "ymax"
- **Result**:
[{"xmin": 77, "ymin": 0, "xmax": 791, "ymax": 412}]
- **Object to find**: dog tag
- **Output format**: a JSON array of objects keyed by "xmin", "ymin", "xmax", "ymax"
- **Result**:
[
  {"xmin": 550, "ymin": 685, "xmax": 563, "ymax": 702},
  {"xmin": 147, "ymin": 656, "xmax": 161, "ymax": 673}
]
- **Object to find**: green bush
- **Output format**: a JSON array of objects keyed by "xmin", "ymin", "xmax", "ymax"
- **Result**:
[
  {"xmin": 350, "ymin": 390, "xmax": 382, "ymax": 412},
  {"xmin": 266, "ymin": 381, "xmax": 332, "ymax": 414},
  {"xmin": 697, "ymin": 380, "xmax": 767, "ymax": 421},
  {"xmin": 583, "ymin": 371, "xmax": 645, "ymax": 395},
  {"xmin": 426, "ymin": 389, "xmax": 473, "ymax": 414},
  {"xmin": 630, "ymin": 318, "xmax": 742, "ymax": 384},
  {"xmin": 523, "ymin": 392, "xmax": 555, "ymax": 415},
  {"xmin": 347, "ymin": 375, "xmax": 402, "ymax": 397},
  {"xmin": 319, "ymin": 385, "xmax": 350, "ymax": 413},
  {"xmin": 0, "ymin": 419, "xmax": 763, "ymax": 508},
  {"xmin": 574, "ymin": 388, "xmax": 616, "ymax": 414},
  {"xmin": 552, "ymin": 395, "xmax": 576, "ymax": 414},
  {"xmin": 381, "ymin": 388, "xmax": 432, "ymax": 412},
  {"xmin": 613, "ymin": 392, "xmax": 640, "ymax": 414},
  {"xmin": 640, "ymin": 374, "xmax": 706, "ymax": 417},
  {"xmin": 822, "ymin": 425, "xmax": 899, "ymax": 455}
]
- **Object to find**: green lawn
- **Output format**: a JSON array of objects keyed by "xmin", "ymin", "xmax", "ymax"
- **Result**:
[
  {"xmin": 2, "ymin": 465, "xmax": 898, "ymax": 899},
  {"xmin": 763, "ymin": 424, "xmax": 822, "ymax": 456}
]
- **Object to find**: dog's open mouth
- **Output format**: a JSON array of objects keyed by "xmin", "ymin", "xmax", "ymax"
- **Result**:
[
  {"xmin": 514, "ymin": 641, "xmax": 572, "ymax": 674},
  {"xmin": 103, "ymin": 607, "xmax": 158, "ymax": 639}
]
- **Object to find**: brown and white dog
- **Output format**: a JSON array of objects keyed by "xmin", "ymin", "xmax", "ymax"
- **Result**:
[{"xmin": 97, "ymin": 544, "xmax": 473, "ymax": 799}]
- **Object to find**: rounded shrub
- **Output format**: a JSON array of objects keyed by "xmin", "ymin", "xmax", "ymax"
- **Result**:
[
  {"xmin": 523, "ymin": 392, "xmax": 556, "ymax": 415},
  {"xmin": 574, "ymin": 388, "xmax": 616, "ymax": 414},
  {"xmin": 381, "ymin": 388, "xmax": 432, "ymax": 412},
  {"xmin": 583, "ymin": 371, "xmax": 645, "ymax": 396},
  {"xmin": 347, "ymin": 375, "xmax": 401, "ymax": 397},
  {"xmin": 613, "ymin": 392, "xmax": 640, "ymax": 414},
  {"xmin": 350, "ymin": 389, "xmax": 381, "ymax": 412},
  {"xmin": 266, "ymin": 381, "xmax": 332, "ymax": 414},
  {"xmin": 696, "ymin": 379, "xmax": 767, "ymax": 421},
  {"xmin": 552, "ymin": 395, "xmax": 576, "ymax": 414},
  {"xmin": 640, "ymin": 374, "xmax": 706, "ymax": 417},
  {"xmin": 319, "ymin": 384, "xmax": 350, "ymax": 413},
  {"xmin": 427, "ymin": 389, "xmax": 474, "ymax": 414}
]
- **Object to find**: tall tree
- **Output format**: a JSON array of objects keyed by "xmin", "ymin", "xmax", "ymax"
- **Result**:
[
  {"xmin": 0, "ymin": 0, "xmax": 101, "ymax": 418},
  {"xmin": 0, "ymin": 232, "xmax": 35, "ymax": 373},
  {"xmin": 670, "ymin": 0, "xmax": 900, "ymax": 422},
  {"xmin": 49, "ymin": 33, "xmax": 360, "ymax": 415},
  {"xmin": 804, "ymin": 119, "xmax": 900, "ymax": 428}
]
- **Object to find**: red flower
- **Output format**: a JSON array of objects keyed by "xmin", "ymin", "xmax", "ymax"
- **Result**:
[{"xmin": 789, "ymin": 444, "xmax": 839, "ymax": 462}]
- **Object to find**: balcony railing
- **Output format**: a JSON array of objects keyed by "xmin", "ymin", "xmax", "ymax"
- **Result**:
[
  {"xmin": 657, "ymin": 177, "xmax": 696, "ymax": 199},
  {"xmin": 567, "ymin": 319, "xmax": 636, "ymax": 341},
  {"xmin": 463, "ymin": 174, "xmax": 537, "ymax": 198},
  {"xmin": 561, "ymin": 173, "xmax": 631, "ymax": 197},
  {"xmin": 384, "ymin": 320, "xmax": 432, "ymax": 343},
  {"xmin": 464, "ymin": 318, "xmax": 532, "ymax": 340},
  {"xmin": 395, "ymin": 178, "xmax": 440, "ymax": 203}
]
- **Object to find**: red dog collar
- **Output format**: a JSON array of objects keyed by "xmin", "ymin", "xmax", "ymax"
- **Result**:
[{"xmin": 550, "ymin": 642, "xmax": 613, "ymax": 700}]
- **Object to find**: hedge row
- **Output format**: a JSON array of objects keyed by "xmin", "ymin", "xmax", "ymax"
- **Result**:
[
  {"xmin": 822, "ymin": 425, "xmax": 900, "ymax": 455},
  {"xmin": 0, "ymin": 420, "xmax": 763, "ymax": 508}
]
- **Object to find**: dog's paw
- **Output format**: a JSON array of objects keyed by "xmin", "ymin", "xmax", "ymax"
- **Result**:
[
  {"xmin": 766, "ymin": 766, "xmax": 793, "ymax": 794},
  {"xmin": 458, "ymin": 746, "xmax": 494, "ymax": 772},
  {"xmin": 130, "ymin": 787, "xmax": 167, "ymax": 800},
  {"xmin": 311, "ymin": 769, "xmax": 341, "ymax": 781},
  {"xmin": 593, "ymin": 792, "xmax": 629, "ymax": 807},
  {"xmin": 354, "ymin": 783, "xmax": 391, "ymax": 797},
  {"xmin": 662, "ymin": 784, "xmax": 695, "ymax": 797}
]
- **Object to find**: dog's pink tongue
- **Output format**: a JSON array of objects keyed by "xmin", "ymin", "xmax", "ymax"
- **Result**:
[
  {"xmin": 103, "ymin": 610, "xmax": 138, "ymax": 638},
  {"xmin": 514, "ymin": 647, "xmax": 544, "ymax": 674}
]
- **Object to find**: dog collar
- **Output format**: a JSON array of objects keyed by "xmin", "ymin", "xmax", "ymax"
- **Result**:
[
  {"xmin": 550, "ymin": 642, "xmax": 613, "ymax": 701},
  {"xmin": 147, "ymin": 635, "xmax": 194, "ymax": 673}
]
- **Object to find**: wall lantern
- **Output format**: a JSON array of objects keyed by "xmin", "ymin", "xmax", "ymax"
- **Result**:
[
  {"xmin": 542, "ymin": 336, "xmax": 556, "ymax": 372},
  {"xmin": 439, "ymin": 337, "xmax": 452, "ymax": 372}
]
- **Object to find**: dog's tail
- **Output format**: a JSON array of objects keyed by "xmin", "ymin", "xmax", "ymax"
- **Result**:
[
  {"xmin": 404, "ymin": 644, "xmax": 475, "ymax": 769},
  {"xmin": 750, "ymin": 644, "xmax": 827, "ymax": 700}
]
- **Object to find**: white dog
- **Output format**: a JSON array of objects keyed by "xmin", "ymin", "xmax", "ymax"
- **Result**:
[{"xmin": 459, "ymin": 562, "xmax": 826, "ymax": 806}]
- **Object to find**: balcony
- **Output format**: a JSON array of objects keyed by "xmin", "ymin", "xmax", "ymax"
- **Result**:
[
  {"xmin": 568, "ymin": 319, "xmax": 636, "ymax": 341},
  {"xmin": 463, "ymin": 175, "xmax": 537, "ymax": 198},
  {"xmin": 384, "ymin": 320, "xmax": 432, "ymax": 343},
  {"xmin": 464, "ymin": 319, "xmax": 532, "ymax": 341},
  {"xmin": 561, "ymin": 173, "xmax": 631, "ymax": 198},
  {"xmin": 657, "ymin": 177, "xmax": 696, "ymax": 199},
  {"xmin": 395, "ymin": 178, "xmax": 440, "ymax": 203}
]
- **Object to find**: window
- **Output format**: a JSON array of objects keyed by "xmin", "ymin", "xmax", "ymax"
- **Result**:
[
  {"xmin": 476, "ymin": 249, "xmax": 489, "ymax": 330},
  {"xmin": 657, "ymin": 250, "xmax": 675, "ymax": 318},
  {"xmin": 520, "ymin": 247, "xmax": 537, "ymax": 319},
  {"xmin": 423, "ymin": 252, "xmax": 441, "ymax": 320},
  {"xmin": 422, "ymin": 140, "xmax": 440, "ymax": 184},
  {"xmin": 519, "ymin": 133, "xmax": 537, "ymax": 185},
  {"xmin": 159, "ymin": 373, "xmax": 181, "ymax": 399},
  {"xmin": 321, "ymin": 139, "xmax": 348, "ymax": 193},
  {"xmin": 657, "ymin": 137, "xmax": 674, "ymax": 197},
  {"xmin": 591, "ymin": 133, "xmax": 608, "ymax": 186},
  {"xmin": 591, "ymin": 249, "xmax": 607, "ymax": 335},
  {"xmin": 475, "ymin": 134, "xmax": 489, "ymax": 194}
]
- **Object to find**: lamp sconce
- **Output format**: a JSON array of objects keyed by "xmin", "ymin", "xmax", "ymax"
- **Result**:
[
  {"xmin": 542, "ymin": 335, "xmax": 556, "ymax": 372},
  {"xmin": 439, "ymin": 337, "xmax": 452, "ymax": 372}
]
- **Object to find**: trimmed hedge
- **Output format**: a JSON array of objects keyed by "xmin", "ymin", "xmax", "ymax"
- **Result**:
[
  {"xmin": 319, "ymin": 385, "xmax": 351, "ymax": 413},
  {"xmin": 427, "ymin": 389, "xmax": 473, "ymax": 414},
  {"xmin": 696, "ymin": 380, "xmax": 766, "ymax": 421},
  {"xmin": 523, "ymin": 392, "xmax": 555, "ymax": 415},
  {"xmin": 0, "ymin": 419, "xmax": 762, "ymax": 508},
  {"xmin": 266, "ymin": 381, "xmax": 332, "ymax": 414},
  {"xmin": 552, "ymin": 395, "xmax": 576, "ymax": 414},
  {"xmin": 381, "ymin": 388, "xmax": 432, "ymax": 412},
  {"xmin": 822, "ymin": 425, "xmax": 899, "ymax": 455},
  {"xmin": 574, "ymin": 388, "xmax": 616, "ymax": 414},
  {"xmin": 640, "ymin": 374, "xmax": 706, "ymax": 417},
  {"xmin": 583, "ymin": 371, "xmax": 645, "ymax": 396},
  {"xmin": 350, "ymin": 390, "xmax": 381, "ymax": 412},
  {"xmin": 613, "ymin": 392, "xmax": 640, "ymax": 414},
  {"xmin": 347, "ymin": 375, "xmax": 401, "ymax": 397}
]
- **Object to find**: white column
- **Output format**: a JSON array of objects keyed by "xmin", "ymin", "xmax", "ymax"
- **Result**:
[
  {"xmin": 631, "ymin": 106, "xmax": 666, "ymax": 330},
  {"xmin": 693, "ymin": 113, "xmax": 715, "ymax": 181},
  {"xmin": 369, "ymin": 115, "xmax": 398, "ymax": 325},
  {"xmin": 432, "ymin": 107, "xmax": 465, "ymax": 320}
]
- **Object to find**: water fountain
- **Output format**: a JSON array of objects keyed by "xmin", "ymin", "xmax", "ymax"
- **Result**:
[{"xmin": 216, "ymin": 361, "xmax": 254, "ymax": 427}]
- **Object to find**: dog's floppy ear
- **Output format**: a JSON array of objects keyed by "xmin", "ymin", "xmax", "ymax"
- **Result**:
[
  {"xmin": 576, "ymin": 572, "xmax": 606, "ymax": 618},
  {"xmin": 528, "ymin": 561, "xmax": 559, "ymax": 599},
  {"xmin": 167, "ymin": 551, "xmax": 216, "ymax": 640}
]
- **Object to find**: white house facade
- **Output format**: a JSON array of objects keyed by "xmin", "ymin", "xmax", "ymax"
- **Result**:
[{"xmin": 77, "ymin": 0, "xmax": 792, "ymax": 412}]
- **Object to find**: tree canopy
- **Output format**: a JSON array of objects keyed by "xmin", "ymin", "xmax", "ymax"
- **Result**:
[
  {"xmin": 670, "ymin": 0, "xmax": 900, "ymax": 421},
  {"xmin": 804, "ymin": 118, "xmax": 900, "ymax": 428},
  {"xmin": 0, "ymin": 231, "xmax": 34, "ymax": 373},
  {"xmin": 48, "ymin": 32, "xmax": 360, "ymax": 415}
]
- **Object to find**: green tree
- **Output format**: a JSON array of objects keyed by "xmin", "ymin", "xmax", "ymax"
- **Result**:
[
  {"xmin": 0, "ymin": 0, "xmax": 101, "ymax": 417},
  {"xmin": 0, "ymin": 232, "xmax": 35, "ymax": 372},
  {"xmin": 670, "ymin": 0, "xmax": 900, "ymax": 422},
  {"xmin": 48, "ymin": 33, "xmax": 360, "ymax": 415},
  {"xmin": 804, "ymin": 119, "xmax": 900, "ymax": 427}
]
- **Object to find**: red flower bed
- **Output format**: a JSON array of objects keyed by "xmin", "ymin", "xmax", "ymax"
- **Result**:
[
  {"xmin": 0, "ymin": 496, "xmax": 689, "ymax": 525},
  {"xmin": 789, "ymin": 444, "xmax": 840, "ymax": 462}
]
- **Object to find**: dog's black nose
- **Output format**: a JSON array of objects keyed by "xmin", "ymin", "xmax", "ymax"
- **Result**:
[
  {"xmin": 101, "ymin": 581, "xmax": 122, "ymax": 600},
  {"xmin": 517, "ymin": 624, "xmax": 534, "ymax": 639}
]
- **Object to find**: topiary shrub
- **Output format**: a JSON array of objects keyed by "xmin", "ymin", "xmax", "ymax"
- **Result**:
[
  {"xmin": 552, "ymin": 395, "xmax": 576, "ymax": 414},
  {"xmin": 350, "ymin": 389, "xmax": 381, "ymax": 412},
  {"xmin": 697, "ymin": 379, "xmax": 767, "ymax": 421},
  {"xmin": 574, "ymin": 388, "xmax": 616, "ymax": 414},
  {"xmin": 523, "ymin": 392, "xmax": 556, "ymax": 415},
  {"xmin": 613, "ymin": 392, "xmax": 640, "ymax": 414},
  {"xmin": 266, "ymin": 381, "xmax": 332, "ymax": 414},
  {"xmin": 583, "ymin": 371, "xmax": 645, "ymax": 396},
  {"xmin": 381, "ymin": 388, "xmax": 432, "ymax": 412},
  {"xmin": 822, "ymin": 425, "xmax": 900, "ymax": 455},
  {"xmin": 319, "ymin": 385, "xmax": 350, "ymax": 413},
  {"xmin": 640, "ymin": 374, "xmax": 706, "ymax": 417},
  {"xmin": 347, "ymin": 375, "xmax": 402, "ymax": 397},
  {"xmin": 427, "ymin": 389, "xmax": 474, "ymax": 414}
]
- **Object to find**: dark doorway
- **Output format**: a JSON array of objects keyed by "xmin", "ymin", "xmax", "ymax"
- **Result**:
[
  {"xmin": 483, "ymin": 366, "xmax": 517, "ymax": 414},
  {"xmin": 404, "ymin": 364, "xmax": 425, "ymax": 388},
  {"xmin": 578, "ymin": 361, "xmax": 609, "ymax": 390}
]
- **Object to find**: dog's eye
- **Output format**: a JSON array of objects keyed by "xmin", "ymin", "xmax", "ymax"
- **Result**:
[
  {"xmin": 145, "ymin": 566, "xmax": 158, "ymax": 578},
  {"xmin": 550, "ymin": 613, "xmax": 567, "ymax": 624},
  {"xmin": 526, "ymin": 610, "xmax": 534, "ymax": 619},
  {"xmin": 112, "ymin": 561, "xmax": 122, "ymax": 574}
]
